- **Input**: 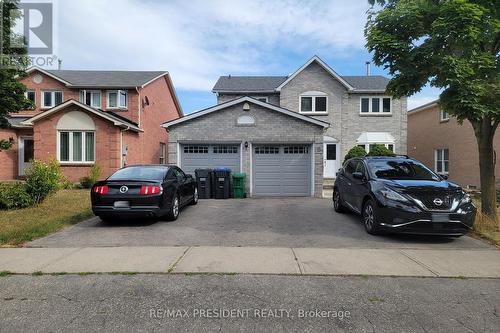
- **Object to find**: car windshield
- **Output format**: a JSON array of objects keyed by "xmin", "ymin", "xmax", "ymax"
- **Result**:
[
  {"xmin": 367, "ymin": 160, "xmax": 441, "ymax": 181},
  {"xmin": 108, "ymin": 167, "xmax": 168, "ymax": 181}
]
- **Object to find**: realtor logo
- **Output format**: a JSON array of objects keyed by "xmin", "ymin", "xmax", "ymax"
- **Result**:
[{"xmin": 5, "ymin": 1, "xmax": 53, "ymax": 54}]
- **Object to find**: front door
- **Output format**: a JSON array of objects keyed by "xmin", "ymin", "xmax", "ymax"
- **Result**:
[
  {"xmin": 324, "ymin": 143, "xmax": 338, "ymax": 178},
  {"xmin": 18, "ymin": 137, "xmax": 34, "ymax": 176}
]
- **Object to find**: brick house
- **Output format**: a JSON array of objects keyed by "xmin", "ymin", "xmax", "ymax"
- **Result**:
[
  {"xmin": 407, "ymin": 99, "xmax": 500, "ymax": 189},
  {"xmin": 162, "ymin": 56, "xmax": 407, "ymax": 197},
  {"xmin": 0, "ymin": 67, "xmax": 182, "ymax": 182}
]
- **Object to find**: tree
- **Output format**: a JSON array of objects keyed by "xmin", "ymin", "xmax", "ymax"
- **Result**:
[
  {"xmin": 365, "ymin": 0, "xmax": 500, "ymax": 219},
  {"xmin": 0, "ymin": 0, "xmax": 33, "ymax": 150}
]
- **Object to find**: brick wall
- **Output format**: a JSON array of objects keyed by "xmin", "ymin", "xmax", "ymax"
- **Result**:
[
  {"xmin": 408, "ymin": 104, "xmax": 500, "ymax": 189},
  {"xmin": 0, "ymin": 128, "xmax": 34, "ymax": 180}
]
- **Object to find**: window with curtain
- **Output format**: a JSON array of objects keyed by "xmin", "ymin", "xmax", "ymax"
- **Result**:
[
  {"xmin": 107, "ymin": 90, "xmax": 128, "ymax": 109},
  {"xmin": 80, "ymin": 90, "xmax": 101, "ymax": 108},
  {"xmin": 58, "ymin": 131, "xmax": 95, "ymax": 162}
]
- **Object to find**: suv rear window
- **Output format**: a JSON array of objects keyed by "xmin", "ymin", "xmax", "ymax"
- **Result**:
[
  {"xmin": 367, "ymin": 160, "xmax": 440, "ymax": 181},
  {"xmin": 108, "ymin": 167, "xmax": 168, "ymax": 181}
]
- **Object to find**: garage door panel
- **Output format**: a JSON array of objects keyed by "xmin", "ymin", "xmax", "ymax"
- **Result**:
[
  {"xmin": 253, "ymin": 145, "xmax": 311, "ymax": 196},
  {"xmin": 181, "ymin": 144, "xmax": 240, "ymax": 176}
]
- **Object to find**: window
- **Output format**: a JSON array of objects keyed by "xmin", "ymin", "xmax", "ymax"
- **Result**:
[
  {"xmin": 183, "ymin": 146, "xmax": 208, "ymax": 154},
  {"xmin": 283, "ymin": 146, "xmax": 309, "ymax": 154},
  {"xmin": 213, "ymin": 146, "xmax": 238, "ymax": 154},
  {"xmin": 299, "ymin": 92, "xmax": 328, "ymax": 114},
  {"xmin": 435, "ymin": 149, "xmax": 449, "ymax": 175},
  {"xmin": 42, "ymin": 91, "xmax": 63, "ymax": 108},
  {"xmin": 107, "ymin": 90, "xmax": 128, "ymax": 109},
  {"xmin": 255, "ymin": 146, "xmax": 280, "ymax": 154},
  {"xmin": 360, "ymin": 97, "xmax": 391, "ymax": 114},
  {"xmin": 25, "ymin": 90, "xmax": 35, "ymax": 103},
  {"xmin": 80, "ymin": 90, "xmax": 101, "ymax": 108},
  {"xmin": 58, "ymin": 131, "xmax": 95, "ymax": 163},
  {"xmin": 440, "ymin": 109, "xmax": 450, "ymax": 121},
  {"xmin": 252, "ymin": 96, "xmax": 268, "ymax": 103},
  {"xmin": 159, "ymin": 143, "xmax": 166, "ymax": 164}
]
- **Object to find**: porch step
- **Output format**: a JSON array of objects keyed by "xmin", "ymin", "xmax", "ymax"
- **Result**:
[{"xmin": 322, "ymin": 178, "xmax": 335, "ymax": 198}]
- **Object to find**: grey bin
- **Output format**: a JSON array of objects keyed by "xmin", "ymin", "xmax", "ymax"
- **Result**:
[
  {"xmin": 194, "ymin": 169, "xmax": 214, "ymax": 199},
  {"xmin": 213, "ymin": 168, "xmax": 231, "ymax": 199}
]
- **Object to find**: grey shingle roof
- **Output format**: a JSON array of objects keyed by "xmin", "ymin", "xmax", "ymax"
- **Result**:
[
  {"xmin": 212, "ymin": 76, "xmax": 288, "ymax": 92},
  {"xmin": 212, "ymin": 75, "xmax": 389, "ymax": 92},
  {"xmin": 7, "ymin": 116, "xmax": 31, "ymax": 127},
  {"xmin": 45, "ymin": 70, "xmax": 166, "ymax": 87}
]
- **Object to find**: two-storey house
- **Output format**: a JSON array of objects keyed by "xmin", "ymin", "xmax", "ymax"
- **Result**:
[
  {"xmin": 0, "ymin": 67, "xmax": 182, "ymax": 182},
  {"xmin": 162, "ymin": 56, "xmax": 407, "ymax": 197}
]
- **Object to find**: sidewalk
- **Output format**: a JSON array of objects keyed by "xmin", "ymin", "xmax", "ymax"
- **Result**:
[{"xmin": 0, "ymin": 246, "xmax": 499, "ymax": 277}]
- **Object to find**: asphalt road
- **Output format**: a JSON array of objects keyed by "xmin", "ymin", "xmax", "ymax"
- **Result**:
[
  {"xmin": 29, "ymin": 198, "xmax": 491, "ymax": 249},
  {"xmin": 0, "ymin": 274, "xmax": 498, "ymax": 332}
]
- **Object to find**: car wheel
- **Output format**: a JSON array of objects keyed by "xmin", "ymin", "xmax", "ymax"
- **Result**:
[
  {"xmin": 333, "ymin": 189, "xmax": 345, "ymax": 213},
  {"xmin": 190, "ymin": 187, "xmax": 198, "ymax": 205},
  {"xmin": 363, "ymin": 200, "xmax": 382, "ymax": 235},
  {"xmin": 166, "ymin": 195, "xmax": 180, "ymax": 221}
]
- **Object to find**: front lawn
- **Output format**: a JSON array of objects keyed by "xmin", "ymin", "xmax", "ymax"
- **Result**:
[{"xmin": 0, "ymin": 189, "xmax": 93, "ymax": 246}]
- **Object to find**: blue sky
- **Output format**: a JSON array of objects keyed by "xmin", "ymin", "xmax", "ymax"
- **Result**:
[{"xmin": 53, "ymin": 0, "xmax": 439, "ymax": 113}]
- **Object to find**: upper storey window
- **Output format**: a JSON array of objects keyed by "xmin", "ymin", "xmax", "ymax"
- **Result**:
[
  {"xmin": 80, "ymin": 90, "xmax": 102, "ymax": 108},
  {"xmin": 107, "ymin": 90, "xmax": 128, "ymax": 109},
  {"xmin": 440, "ymin": 109, "xmax": 450, "ymax": 122},
  {"xmin": 299, "ymin": 91, "xmax": 328, "ymax": 114},
  {"xmin": 42, "ymin": 91, "xmax": 63, "ymax": 109},
  {"xmin": 360, "ymin": 97, "xmax": 392, "ymax": 115}
]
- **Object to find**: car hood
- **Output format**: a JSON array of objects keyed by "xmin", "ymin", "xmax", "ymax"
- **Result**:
[{"xmin": 381, "ymin": 179, "xmax": 461, "ymax": 192}]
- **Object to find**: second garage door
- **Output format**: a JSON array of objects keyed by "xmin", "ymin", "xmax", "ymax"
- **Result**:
[
  {"xmin": 180, "ymin": 144, "xmax": 241, "ymax": 175},
  {"xmin": 252, "ymin": 145, "xmax": 311, "ymax": 196}
]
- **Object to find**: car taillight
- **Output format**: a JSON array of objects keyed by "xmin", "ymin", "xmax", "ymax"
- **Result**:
[
  {"xmin": 93, "ymin": 185, "xmax": 108, "ymax": 194},
  {"xmin": 139, "ymin": 185, "xmax": 161, "ymax": 195}
]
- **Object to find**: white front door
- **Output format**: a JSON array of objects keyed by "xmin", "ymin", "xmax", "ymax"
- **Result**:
[
  {"xmin": 18, "ymin": 137, "xmax": 34, "ymax": 176},
  {"xmin": 323, "ymin": 143, "xmax": 339, "ymax": 178}
]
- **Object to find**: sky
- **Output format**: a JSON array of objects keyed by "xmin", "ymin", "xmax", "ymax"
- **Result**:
[{"xmin": 50, "ymin": 0, "xmax": 439, "ymax": 114}]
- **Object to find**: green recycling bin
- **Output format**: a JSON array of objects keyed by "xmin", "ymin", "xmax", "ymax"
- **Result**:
[{"xmin": 232, "ymin": 173, "xmax": 246, "ymax": 198}]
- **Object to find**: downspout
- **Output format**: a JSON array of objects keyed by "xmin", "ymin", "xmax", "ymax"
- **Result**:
[
  {"xmin": 136, "ymin": 87, "xmax": 144, "ymax": 163},
  {"xmin": 120, "ymin": 126, "xmax": 130, "ymax": 167}
]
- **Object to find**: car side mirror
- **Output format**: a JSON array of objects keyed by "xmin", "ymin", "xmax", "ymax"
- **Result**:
[
  {"xmin": 441, "ymin": 174, "xmax": 448, "ymax": 180},
  {"xmin": 352, "ymin": 172, "xmax": 365, "ymax": 180}
]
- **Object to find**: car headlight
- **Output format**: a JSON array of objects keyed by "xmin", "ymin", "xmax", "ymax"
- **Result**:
[
  {"xmin": 380, "ymin": 188, "xmax": 409, "ymax": 203},
  {"xmin": 460, "ymin": 191, "xmax": 471, "ymax": 204}
]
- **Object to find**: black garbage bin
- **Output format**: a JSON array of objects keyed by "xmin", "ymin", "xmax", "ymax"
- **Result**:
[
  {"xmin": 213, "ymin": 168, "xmax": 231, "ymax": 199},
  {"xmin": 195, "ymin": 169, "xmax": 213, "ymax": 199}
]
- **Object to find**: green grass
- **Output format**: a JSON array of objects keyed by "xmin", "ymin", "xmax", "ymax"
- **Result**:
[
  {"xmin": 0, "ymin": 270, "xmax": 12, "ymax": 277},
  {"xmin": 472, "ymin": 199, "xmax": 500, "ymax": 246},
  {"xmin": 0, "ymin": 189, "xmax": 93, "ymax": 246}
]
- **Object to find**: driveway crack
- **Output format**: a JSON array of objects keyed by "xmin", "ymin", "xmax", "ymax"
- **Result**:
[
  {"xmin": 400, "ymin": 250, "xmax": 439, "ymax": 276},
  {"xmin": 290, "ymin": 248, "xmax": 303, "ymax": 275}
]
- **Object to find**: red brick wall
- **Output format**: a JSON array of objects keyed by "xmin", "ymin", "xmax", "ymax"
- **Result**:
[
  {"xmin": 0, "ymin": 128, "xmax": 32, "ymax": 180},
  {"xmin": 33, "ymin": 106, "xmax": 122, "ymax": 182},
  {"xmin": 408, "ymin": 104, "xmax": 500, "ymax": 188}
]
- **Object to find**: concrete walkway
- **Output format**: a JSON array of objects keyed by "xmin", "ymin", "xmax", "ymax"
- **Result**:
[{"xmin": 0, "ymin": 246, "xmax": 499, "ymax": 277}]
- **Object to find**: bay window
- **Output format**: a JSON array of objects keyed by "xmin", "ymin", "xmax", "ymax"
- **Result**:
[
  {"xmin": 360, "ymin": 96, "xmax": 392, "ymax": 114},
  {"xmin": 107, "ymin": 90, "xmax": 128, "ymax": 109},
  {"xmin": 80, "ymin": 90, "xmax": 101, "ymax": 108},
  {"xmin": 42, "ymin": 91, "xmax": 63, "ymax": 108},
  {"xmin": 58, "ymin": 131, "xmax": 95, "ymax": 163}
]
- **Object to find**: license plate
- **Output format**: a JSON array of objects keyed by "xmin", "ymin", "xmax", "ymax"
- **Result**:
[
  {"xmin": 113, "ymin": 201, "xmax": 130, "ymax": 208},
  {"xmin": 431, "ymin": 213, "xmax": 450, "ymax": 223}
]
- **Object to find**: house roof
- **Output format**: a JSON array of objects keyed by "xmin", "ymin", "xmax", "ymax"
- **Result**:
[
  {"xmin": 407, "ymin": 99, "xmax": 440, "ymax": 115},
  {"xmin": 6, "ymin": 116, "xmax": 32, "ymax": 128},
  {"xmin": 212, "ymin": 56, "xmax": 390, "ymax": 93},
  {"xmin": 162, "ymin": 96, "xmax": 330, "ymax": 128},
  {"xmin": 21, "ymin": 99, "xmax": 142, "ymax": 132}
]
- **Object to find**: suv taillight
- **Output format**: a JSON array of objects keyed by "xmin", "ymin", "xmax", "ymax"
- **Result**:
[
  {"xmin": 139, "ymin": 185, "xmax": 161, "ymax": 195},
  {"xmin": 93, "ymin": 185, "xmax": 108, "ymax": 194}
]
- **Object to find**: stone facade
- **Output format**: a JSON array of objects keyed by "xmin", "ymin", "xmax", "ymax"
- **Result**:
[
  {"xmin": 217, "ymin": 93, "xmax": 280, "ymax": 106},
  {"xmin": 167, "ymin": 101, "xmax": 326, "ymax": 197}
]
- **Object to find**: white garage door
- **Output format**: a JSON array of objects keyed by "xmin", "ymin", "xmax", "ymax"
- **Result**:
[
  {"xmin": 252, "ymin": 145, "xmax": 311, "ymax": 196},
  {"xmin": 180, "ymin": 144, "xmax": 241, "ymax": 176}
]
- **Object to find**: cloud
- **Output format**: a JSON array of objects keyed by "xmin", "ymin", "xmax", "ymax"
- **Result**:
[{"xmin": 56, "ymin": 0, "xmax": 370, "ymax": 91}]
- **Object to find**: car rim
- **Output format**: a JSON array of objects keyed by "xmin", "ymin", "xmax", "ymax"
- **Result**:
[
  {"xmin": 173, "ymin": 197, "xmax": 179, "ymax": 217},
  {"xmin": 334, "ymin": 191, "xmax": 340, "ymax": 209},
  {"xmin": 364, "ymin": 204, "xmax": 374, "ymax": 230},
  {"xmin": 194, "ymin": 188, "xmax": 198, "ymax": 202}
]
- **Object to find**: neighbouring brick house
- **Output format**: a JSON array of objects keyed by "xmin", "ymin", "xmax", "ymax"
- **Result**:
[
  {"xmin": 408, "ymin": 99, "xmax": 500, "ymax": 189},
  {"xmin": 0, "ymin": 67, "xmax": 182, "ymax": 182},
  {"xmin": 162, "ymin": 56, "xmax": 407, "ymax": 197}
]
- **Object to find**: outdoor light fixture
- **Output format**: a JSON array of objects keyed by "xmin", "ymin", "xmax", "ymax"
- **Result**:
[{"xmin": 244, "ymin": 141, "xmax": 248, "ymax": 148}]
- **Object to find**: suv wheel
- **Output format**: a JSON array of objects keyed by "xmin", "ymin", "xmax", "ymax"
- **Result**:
[
  {"xmin": 363, "ymin": 200, "xmax": 382, "ymax": 235},
  {"xmin": 333, "ymin": 189, "xmax": 345, "ymax": 213}
]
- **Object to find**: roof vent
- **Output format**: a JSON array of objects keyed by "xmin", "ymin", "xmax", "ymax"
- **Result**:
[
  {"xmin": 243, "ymin": 102, "xmax": 250, "ymax": 111},
  {"xmin": 365, "ymin": 61, "xmax": 371, "ymax": 76}
]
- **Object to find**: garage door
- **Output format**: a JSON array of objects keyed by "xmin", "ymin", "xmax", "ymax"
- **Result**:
[
  {"xmin": 252, "ymin": 145, "xmax": 311, "ymax": 196},
  {"xmin": 180, "ymin": 144, "xmax": 241, "ymax": 175}
]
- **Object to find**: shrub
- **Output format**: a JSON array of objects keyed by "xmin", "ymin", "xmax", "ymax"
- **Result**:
[
  {"xmin": 80, "ymin": 164, "xmax": 102, "ymax": 188},
  {"xmin": 24, "ymin": 159, "xmax": 63, "ymax": 204},
  {"xmin": 367, "ymin": 144, "xmax": 396, "ymax": 157},
  {"xmin": 344, "ymin": 146, "xmax": 367, "ymax": 163},
  {"xmin": 0, "ymin": 183, "xmax": 33, "ymax": 209}
]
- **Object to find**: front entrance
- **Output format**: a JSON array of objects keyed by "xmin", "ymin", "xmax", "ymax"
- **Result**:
[
  {"xmin": 323, "ymin": 138, "xmax": 339, "ymax": 178},
  {"xmin": 18, "ymin": 137, "xmax": 34, "ymax": 176}
]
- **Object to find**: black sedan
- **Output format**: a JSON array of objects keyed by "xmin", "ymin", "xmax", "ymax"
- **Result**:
[
  {"xmin": 91, "ymin": 165, "xmax": 198, "ymax": 221},
  {"xmin": 333, "ymin": 156, "xmax": 476, "ymax": 236}
]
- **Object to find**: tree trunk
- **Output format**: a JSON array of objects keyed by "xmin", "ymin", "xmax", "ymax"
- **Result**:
[{"xmin": 471, "ymin": 117, "xmax": 498, "ymax": 220}]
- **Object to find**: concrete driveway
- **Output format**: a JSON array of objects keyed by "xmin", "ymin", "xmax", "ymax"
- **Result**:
[{"xmin": 29, "ymin": 198, "xmax": 492, "ymax": 249}]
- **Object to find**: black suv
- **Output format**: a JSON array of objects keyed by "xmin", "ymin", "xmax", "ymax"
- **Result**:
[{"xmin": 333, "ymin": 156, "xmax": 476, "ymax": 236}]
